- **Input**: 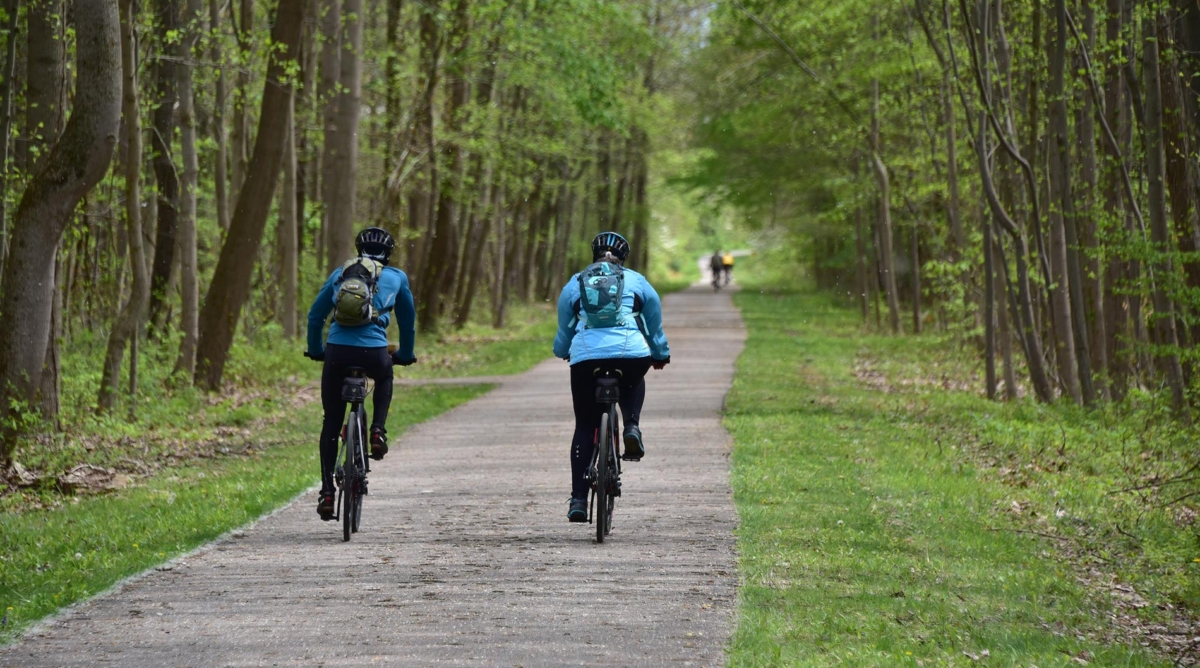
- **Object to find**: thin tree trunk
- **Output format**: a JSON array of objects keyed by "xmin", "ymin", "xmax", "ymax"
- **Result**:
[
  {"xmin": 229, "ymin": 0, "xmax": 252, "ymax": 202},
  {"xmin": 147, "ymin": 0, "xmax": 179, "ymax": 333},
  {"xmin": 277, "ymin": 91, "xmax": 298, "ymax": 337},
  {"xmin": 1048, "ymin": 0, "xmax": 1083, "ymax": 404},
  {"xmin": 418, "ymin": 0, "xmax": 469, "ymax": 331},
  {"xmin": 194, "ymin": 0, "xmax": 305, "ymax": 390},
  {"xmin": 871, "ymin": 78, "xmax": 900, "ymax": 334},
  {"xmin": 98, "ymin": 0, "xmax": 148, "ymax": 412},
  {"xmin": 0, "ymin": 0, "xmax": 20, "ymax": 279},
  {"xmin": 855, "ymin": 203, "xmax": 869, "ymax": 322},
  {"xmin": 1143, "ymin": 11, "xmax": 1189, "ymax": 413},
  {"xmin": 316, "ymin": 0, "xmax": 338, "ymax": 263},
  {"xmin": 173, "ymin": 0, "xmax": 200, "ymax": 377},
  {"xmin": 323, "ymin": 0, "xmax": 362, "ymax": 273},
  {"xmin": 208, "ymin": 0, "xmax": 229, "ymax": 231},
  {"xmin": 984, "ymin": 207, "xmax": 996, "ymax": 399}
]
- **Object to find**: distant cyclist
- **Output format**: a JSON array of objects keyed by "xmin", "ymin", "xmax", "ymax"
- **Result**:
[
  {"xmin": 721, "ymin": 250, "xmax": 734, "ymax": 284},
  {"xmin": 709, "ymin": 251, "xmax": 724, "ymax": 289},
  {"xmin": 554, "ymin": 232, "xmax": 671, "ymax": 523},
  {"xmin": 305, "ymin": 227, "xmax": 416, "ymax": 520}
]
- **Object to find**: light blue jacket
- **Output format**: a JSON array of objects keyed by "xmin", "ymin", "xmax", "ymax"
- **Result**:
[
  {"xmin": 306, "ymin": 265, "xmax": 416, "ymax": 359},
  {"xmin": 553, "ymin": 268, "xmax": 670, "ymax": 364}
]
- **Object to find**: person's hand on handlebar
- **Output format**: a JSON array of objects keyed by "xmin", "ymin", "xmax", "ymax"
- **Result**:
[
  {"xmin": 304, "ymin": 350, "xmax": 325, "ymax": 362},
  {"xmin": 391, "ymin": 351, "xmax": 418, "ymax": 366},
  {"xmin": 651, "ymin": 357, "xmax": 670, "ymax": 370}
]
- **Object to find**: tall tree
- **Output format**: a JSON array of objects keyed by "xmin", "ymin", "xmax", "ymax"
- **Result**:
[
  {"xmin": 98, "ymin": 0, "xmax": 151, "ymax": 412},
  {"xmin": 174, "ymin": 0, "xmax": 201, "ymax": 376},
  {"xmin": 0, "ymin": 0, "xmax": 121, "ymax": 459},
  {"xmin": 147, "ymin": 0, "xmax": 180, "ymax": 332},
  {"xmin": 194, "ymin": 0, "xmax": 306, "ymax": 390}
]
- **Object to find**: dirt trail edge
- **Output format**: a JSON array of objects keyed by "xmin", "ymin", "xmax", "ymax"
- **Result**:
[{"xmin": 1, "ymin": 284, "xmax": 745, "ymax": 667}]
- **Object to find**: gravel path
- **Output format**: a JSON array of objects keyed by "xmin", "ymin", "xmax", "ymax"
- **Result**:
[{"xmin": 1, "ymin": 283, "xmax": 745, "ymax": 667}]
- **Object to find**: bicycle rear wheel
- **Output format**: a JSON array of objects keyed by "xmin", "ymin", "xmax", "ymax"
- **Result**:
[
  {"xmin": 595, "ymin": 412, "xmax": 610, "ymax": 543},
  {"xmin": 343, "ymin": 409, "xmax": 364, "ymax": 542}
]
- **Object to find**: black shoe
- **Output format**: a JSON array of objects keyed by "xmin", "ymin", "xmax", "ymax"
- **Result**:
[
  {"xmin": 370, "ymin": 426, "xmax": 389, "ymax": 461},
  {"xmin": 622, "ymin": 424, "xmax": 644, "ymax": 461},
  {"xmin": 568, "ymin": 497, "xmax": 588, "ymax": 523},
  {"xmin": 316, "ymin": 490, "xmax": 336, "ymax": 521}
]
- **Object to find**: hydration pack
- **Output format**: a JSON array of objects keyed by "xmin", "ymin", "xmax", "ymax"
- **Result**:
[
  {"xmin": 333, "ymin": 258, "xmax": 383, "ymax": 326},
  {"xmin": 577, "ymin": 261, "xmax": 625, "ymax": 329}
]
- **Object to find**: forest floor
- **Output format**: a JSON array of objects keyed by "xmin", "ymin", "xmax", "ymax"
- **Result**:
[
  {"xmin": 0, "ymin": 301, "xmax": 558, "ymax": 643},
  {"xmin": 726, "ymin": 285, "xmax": 1200, "ymax": 666}
]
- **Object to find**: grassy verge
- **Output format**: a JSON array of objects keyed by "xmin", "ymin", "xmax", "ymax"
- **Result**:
[
  {"xmin": 1, "ymin": 302, "xmax": 557, "ymax": 643},
  {"xmin": 727, "ymin": 286, "xmax": 1187, "ymax": 666}
]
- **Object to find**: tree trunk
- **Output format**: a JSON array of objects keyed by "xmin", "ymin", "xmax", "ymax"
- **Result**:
[
  {"xmin": 596, "ymin": 133, "xmax": 612, "ymax": 229},
  {"xmin": 1103, "ymin": 0, "xmax": 1130, "ymax": 399},
  {"xmin": 277, "ymin": 91, "xmax": 298, "ymax": 337},
  {"xmin": 173, "ymin": 0, "xmax": 200, "ymax": 378},
  {"xmin": 1143, "ymin": 11, "xmax": 1189, "ymax": 412},
  {"xmin": 0, "ymin": 0, "xmax": 21, "ymax": 278},
  {"xmin": 994, "ymin": 223, "xmax": 1018, "ymax": 399},
  {"xmin": 229, "ymin": 0, "xmax": 252, "ymax": 202},
  {"xmin": 984, "ymin": 209, "xmax": 996, "ymax": 399},
  {"xmin": 855, "ymin": 203, "xmax": 869, "ymax": 322},
  {"xmin": 1047, "ymin": 0, "xmax": 1083, "ymax": 404},
  {"xmin": 25, "ymin": 0, "xmax": 62, "ymax": 169},
  {"xmin": 194, "ymin": 0, "xmax": 306, "ymax": 390},
  {"xmin": 147, "ymin": 0, "xmax": 180, "ymax": 333},
  {"xmin": 418, "ymin": 0, "xmax": 469, "ymax": 331},
  {"xmin": 975, "ymin": 110, "xmax": 1056, "ymax": 403},
  {"xmin": 208, "ymin": 0, "xmax": 230, "ymax": 232},
  {"xmin": 98, "ymin": 0, "xmax": 150, "ymax": 413},
  {"xmin": 871, "ymin": 79, "xmax": 900, "ymax": 334},
  {"xmin": 322, "ymin": 0, "xmax": 362, "ymax": 273}
]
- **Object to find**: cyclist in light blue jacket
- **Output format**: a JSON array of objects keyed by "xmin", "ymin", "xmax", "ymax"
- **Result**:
[{"xmin": 553, "ymin": 232, "xmax": 671, "ymax": 522}]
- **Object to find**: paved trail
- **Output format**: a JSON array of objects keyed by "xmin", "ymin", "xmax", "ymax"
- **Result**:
[{"xmin": 2, "ymin": 284, "xmax": 745, "ymax": 667}]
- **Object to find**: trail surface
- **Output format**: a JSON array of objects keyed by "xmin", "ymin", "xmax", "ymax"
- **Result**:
[{"xmin": 1, "ymin": 284, "xmax": 744, "ymax": 667}]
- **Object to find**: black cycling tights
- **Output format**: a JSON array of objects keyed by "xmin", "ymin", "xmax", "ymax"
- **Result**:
[
  {"xmin": 319, "ymin": 343, "xmax": 393, "ymax": 491},
  {"xmin": 568, "ymin": 357, "xmax": 652, "ymax": 500}
]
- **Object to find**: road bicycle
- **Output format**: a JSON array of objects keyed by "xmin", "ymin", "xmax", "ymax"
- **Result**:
[
  {"xmin": 587, "ymin": 367, "xmax": 624, "ymax": 543},
  {"xmin": 335, "ymin": 368, "xmax": 370, "ymax": 542}
]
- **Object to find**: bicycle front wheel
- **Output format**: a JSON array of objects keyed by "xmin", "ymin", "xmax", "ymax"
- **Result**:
[{"xmin": 595, "ymin": 412, "xmax": 610, "ymax": 544}]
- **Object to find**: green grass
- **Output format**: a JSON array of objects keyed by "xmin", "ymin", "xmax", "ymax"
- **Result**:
[{"xmin": 727, "ymin": 286, "xmax": 1180, "ymax": 666}]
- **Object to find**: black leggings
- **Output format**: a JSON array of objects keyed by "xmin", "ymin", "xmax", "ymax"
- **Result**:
[
  {"xmin": 319, "ymin": 343, "xmax": 393, "ymax": 490},
  {"xmin": 569, "ymin": 357, "xmax": 652, "ymax": 499}
]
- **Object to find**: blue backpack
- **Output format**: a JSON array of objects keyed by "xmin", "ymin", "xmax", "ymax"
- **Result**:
[{"xmin": 577, "ymin": 262, "xmax": 625, "ymax": 328}]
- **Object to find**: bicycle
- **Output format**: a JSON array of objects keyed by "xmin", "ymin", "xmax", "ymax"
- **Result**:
[
  {"xmin": 335, "ymin": 367, "xmax": 371, "ymax": 542},
  {"xmin": 711, "ymin": 270, "xmax": 722, "ymax": 292},
  {"xmin": 587, "ymin": 367, "xmax": 624, "ymax": 543}
]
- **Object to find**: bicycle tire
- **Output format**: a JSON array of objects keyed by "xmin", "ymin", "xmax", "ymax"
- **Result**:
[
  {"xmin": 595, "ymin": 412, "xmax": 610, "ymax": 543},
  {"xmin": 604, "ymin": 406, "xmax": 618, "ymax": 536},
  {"xmin": 343, "ymin": 409, "xmax": 362, "ymax": 542},
  {"xmin": 352, "ymin": 410, "xmax": 366, "ymax": 533}
]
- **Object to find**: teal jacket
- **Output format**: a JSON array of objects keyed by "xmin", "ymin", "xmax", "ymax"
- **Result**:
[
  {"xmin": 553, "ymin": 268, "xmax": 670, "ymax": 364},
  {"xmin": 306, "ymin": 265, "xmax": 415, "ymax": 359}
]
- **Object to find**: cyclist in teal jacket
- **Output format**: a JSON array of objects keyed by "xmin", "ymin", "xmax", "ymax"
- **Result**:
[
  {"xmin": 553, "ymin": 232, "xmax": 671, "ymax": 522},
  {"xmin": 306, "ymin": 227, "xmax": 416, "ymax": 520}
]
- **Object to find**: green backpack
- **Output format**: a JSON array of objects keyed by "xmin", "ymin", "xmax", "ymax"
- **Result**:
[
  {"xmin": 332, "ymin": 258, "xmax": 383, "ymax": 327},
  {"xmin": 577, "ymin": 261, "xmax": 625, "ymax": 328}
]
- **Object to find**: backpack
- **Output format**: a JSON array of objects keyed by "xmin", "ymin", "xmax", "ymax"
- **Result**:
[
  {"xmin": 332, "ymin": 258, "xmax": 383, "ymax": 327},
  {"xmin": 577, "ymin": 261, "xmax": 626, "ymax": 329}
]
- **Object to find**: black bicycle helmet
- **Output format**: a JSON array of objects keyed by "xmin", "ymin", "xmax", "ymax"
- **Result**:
[
  {"xmin": 591, "ymin": 231, "xmax": 630, "ymax": 263},
  {"xmin": 355, "ymin": 227, "xmax": 395, "ymax": 264}
]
